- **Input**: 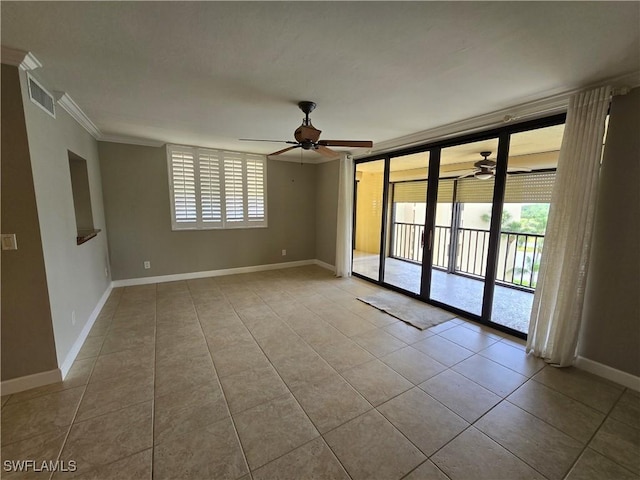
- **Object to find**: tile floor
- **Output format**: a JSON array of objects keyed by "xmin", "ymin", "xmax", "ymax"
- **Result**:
[
  {"xmin": 1, "ymin": 265, "xmax": 638, "ymax": 479},
  {"xmin": 353, "ymin": 251, "xmax": 534, "ymax": 333}
]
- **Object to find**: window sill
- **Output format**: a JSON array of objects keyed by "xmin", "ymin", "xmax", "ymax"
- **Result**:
[{"xmin": 77, "ymin": 229, "xmax": 101, "ymax": 245}]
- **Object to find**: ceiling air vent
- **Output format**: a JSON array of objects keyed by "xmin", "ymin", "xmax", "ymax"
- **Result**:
[{"xmin": 27, "ymin": 73, "xmax": 55, "ymax": 118}]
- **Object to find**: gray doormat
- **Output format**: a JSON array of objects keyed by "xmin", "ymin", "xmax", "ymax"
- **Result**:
[{"xmin": 357, "ymin": 290, "xmax": 455, "ymax": 330}]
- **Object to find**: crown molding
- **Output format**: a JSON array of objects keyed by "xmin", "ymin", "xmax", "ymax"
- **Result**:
[
  {"xmin": 55, "ymin": 92, "xmax": 102, "ymax": 139},
  {"xmin": 366, "ymin": 70, "xmax": 640, "ymax": 158},
  {"xmin": 21, "ymin": 52, "xmax": 42, "ymax": 71},
  {"xmin": 1, "ymin": 47, "xmax": 42, "ymax": 70},
  {"xmin": 98, "ymin": 134, "xmax": 165, "ymax": 148}
]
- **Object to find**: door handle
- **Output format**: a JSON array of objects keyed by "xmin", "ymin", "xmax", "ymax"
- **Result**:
[{"xmin": 428, "ymin": 229, "xmax": 433, "ymax": 251}]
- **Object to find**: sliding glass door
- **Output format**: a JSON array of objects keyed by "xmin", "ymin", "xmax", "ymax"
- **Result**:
[
  {"xmin": 428, "ymin": 138, "xmax": 499, "ymax": 317},
  {"xmin": 489, "ymin": 124, "xmax": 564, "ymax": 333},
  {"xmin": 352, "ymin": 115, "xmax": 565, "ymax": 338},
  {"xmin": 383, "ymin": 152, "xmax": 430, "ymax": 294},
  {"xmin": 353, "ymin": 159, "xmax": 385, "ymax": 281}
]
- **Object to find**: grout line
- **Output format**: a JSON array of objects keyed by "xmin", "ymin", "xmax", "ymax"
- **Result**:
[
  {"xmin": 150, "ymin": 283, "xmax": 157, "ymax": 480},
  {"xmin": 528, "ymin": 366, "xmax": 626, "ymax": 416},
  {"xmin": 188, "ymin": 280, "xmax": 253, "ymax": 479},
  {"xmin": 296, "ymin": 272, "xmax": 638, "ymax": 477},
  {"xmin": 45, "ymin": 289, "xmax": 123, "ymax": 480},
  {"xmin": 399, "ymin": 459, "xmax": 452, "ymax": 480},
  {"xmin": 17, "ymin": 267, "xmax": 633, "ymax": 480},
  {"xmin": 502, "ymin": 392, "xmax": 606, "ymax": 445},
  {"xmin": 253, "ymin": 279, "xmax": 438, "ymax": 474},
  {"xmin": 216, "ymin": 272, "xmax": 366, "ymax": 474},
  {"xmin": 559, "ymin": 388, "xmax": 633, "ymax": 479}
]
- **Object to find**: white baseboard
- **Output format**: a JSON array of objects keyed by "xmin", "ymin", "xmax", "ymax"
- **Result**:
[
  {"xmin": 112, "ymin": 259, "xmax": 320, "ymax": 287},
  {"xmin": 575, "ymin": 356, "xmax": 640, "ymax": 392},
  {"xmin": 314, "ymin": 259, "xmax": 336, "ymax": 272},
  {"xmin": 59, "ymin": 284, "xmax": 113, "ymax": 379},
  {"xmin": 1, "ymin": 369, "xmax": 62, "ymax": 396}
]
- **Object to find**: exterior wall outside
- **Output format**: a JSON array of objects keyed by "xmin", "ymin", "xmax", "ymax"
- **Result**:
[
  {"xmin": 1, "ymin": 64, "xmax": 58, "ymax": 380},
  {"xmin": 19, "ymin": 68, "xmax": 111, "ymax": 369},
  {"xmin": 355, "ymin": 171, "xmax": 384, "ymax": 254},
  {"xmin": 580, "ymin": 87, "xmax": 640, "ymax": 377},
  {"xmin": 98, "ymin": 142, "xmax": 317, "ymax": 280}
]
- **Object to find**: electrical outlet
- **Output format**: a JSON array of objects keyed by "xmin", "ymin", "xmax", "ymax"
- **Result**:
[
  {"xmin": 104, "ymin": 267, "xmax": 109, "ymax": 277},
  {"xmin": 144, "ymin": 261, "xmax": 151, "ymax": 269},
  {"xmin": 1, "ymin": 233, "xmax": 17, "ymax": 250},
  {"xmin": 71, "ymin": 311, "xmax": 76, "ymax": 326},
  {"xmin": 281, "ymin": 249, "xmax": 286, "ymax": 256}
]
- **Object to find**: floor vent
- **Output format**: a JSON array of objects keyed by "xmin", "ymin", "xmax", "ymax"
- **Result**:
[{"xmin": 27, "ymin": 73, "xmax": 55, "ymax": 118}]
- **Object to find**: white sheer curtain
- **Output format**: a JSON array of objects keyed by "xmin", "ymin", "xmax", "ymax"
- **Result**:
[
  {"xmin": 335, "ymin": 153, "xmax": 354, "ymax": 277},
  {"xmin": 527, "ymin": 86, "xmax": 611, "ymax": 366}
]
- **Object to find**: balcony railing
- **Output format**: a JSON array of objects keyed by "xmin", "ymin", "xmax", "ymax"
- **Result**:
[
  {"xmin": 391, "ymin": 222, "xmax": 544, "ymax": 290},
  {"xmin": 392, "ymin": 222, "xmax": 425, "ymax": 263}
]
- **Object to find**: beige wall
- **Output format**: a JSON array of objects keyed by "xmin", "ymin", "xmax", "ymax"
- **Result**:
[
  {"xmin": 315, "ymin": 159, "xmax": 339, "ymax": 266},
  {"xmin": 1, "ymin": 64, "xmax": 58, "ymax": 380},
  {"xmin": 98, "ymin": 142, "xmax": 317, "ymax": 280},
  {"xmin": 20, "ymin": 68, "xmax": 111, "ymax": 370},
  {"xmin": 579, "ymin": 88, "xmax": 640, "ymax": 376}
]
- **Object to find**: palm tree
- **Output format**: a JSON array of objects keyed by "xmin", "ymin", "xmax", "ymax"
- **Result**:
[{"xmin": 510, "ymin": 250, "xmax": 542, "ymax": 287}]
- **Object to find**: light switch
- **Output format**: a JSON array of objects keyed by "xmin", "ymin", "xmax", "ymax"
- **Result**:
[{"xmin": 1, "ymin": 234, "xmax": 17, "ymax": 251}]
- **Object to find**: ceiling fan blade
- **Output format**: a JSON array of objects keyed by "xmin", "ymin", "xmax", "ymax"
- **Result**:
[
  {"xmin": 317, "ymin": 140, "xmax": 373, "ymax": 148},
  {"xmin": 315, "ymin": 145, "xmax": 340, "ymax": 158},
  {"xmin": 507, "ymin": 167, "xmax": 532, "ymax": 173},
  {"xmin": 457, "ymin": 170, "xmax": 477, "ymax": 179},
  {"xmin": 240, "ymin": 139, "xmax": 299, "ymax": 144},
  {"xmin": 269, "ymin": 145, "xmax": 300, "ymax": 156}
]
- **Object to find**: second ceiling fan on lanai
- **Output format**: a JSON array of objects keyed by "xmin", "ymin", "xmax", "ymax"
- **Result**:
[
  {"xmin": 240, "ymin": 101, "xmax": 373, "ymax": 158},
  {"xmin": 458, "ymin": 151, "xmax": 532, "ymax": 180}
]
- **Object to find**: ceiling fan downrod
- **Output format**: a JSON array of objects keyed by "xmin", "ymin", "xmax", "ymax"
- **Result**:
[{"xmin": 298, "ymin": 101, "xmax": 316, "ymax": 126}]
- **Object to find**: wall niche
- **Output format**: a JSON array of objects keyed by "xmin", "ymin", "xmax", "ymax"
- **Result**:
[{"xmin": 68, "ymin": 151, "xmax": 99, "ymax": 244}]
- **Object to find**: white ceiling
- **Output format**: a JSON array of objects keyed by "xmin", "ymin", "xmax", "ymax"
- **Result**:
[{"xmin": 2, "ymin": 2, "xmax": 639, "ymax": 163}]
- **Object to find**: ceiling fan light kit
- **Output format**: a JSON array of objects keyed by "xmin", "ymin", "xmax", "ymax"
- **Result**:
[
  {"xmin": 240, "ymin": 101, "xmax": 373, "ymax": 159},
  {"xmin": 474, "ymin": 171, "xmax": 494, "ymax": 180}
]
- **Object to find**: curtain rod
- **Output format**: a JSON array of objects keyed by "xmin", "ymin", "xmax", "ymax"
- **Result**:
[{"xmin": 502, "ymin": 85, "xmax": 631, "ymax": 124}]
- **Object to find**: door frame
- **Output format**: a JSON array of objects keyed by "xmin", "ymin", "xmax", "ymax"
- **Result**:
[{"xmin": 352, "ymin": 113, "xmax": 566, "ymax": 339}]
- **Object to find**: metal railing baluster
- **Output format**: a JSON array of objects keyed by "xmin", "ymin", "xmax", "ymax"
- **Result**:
[{"xmin": 389, "ymin": 222, "xmax": 543, "ymax": 292}]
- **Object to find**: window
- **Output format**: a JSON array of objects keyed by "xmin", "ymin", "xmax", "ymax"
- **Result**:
[{"xmin": 167, "ymin": 145, "xmax": 267, "ymax": 230}]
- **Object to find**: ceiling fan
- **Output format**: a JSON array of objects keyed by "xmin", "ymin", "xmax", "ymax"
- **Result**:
[
  {"xmin": 458, "ymin": 151, "xmax": 531, "ymax": 180},
  {"xmin": 240, "ymin": 101, "xmax": 373, "ymax": 158}
]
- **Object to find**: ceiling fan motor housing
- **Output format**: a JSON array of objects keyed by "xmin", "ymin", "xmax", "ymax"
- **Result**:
[
  {"xmin": 295, "ymin": 124, "xmax": 321, "ymax": 144},
  {"xmin": 240, "ymin": 101, "xmax": 372, "ymax": 158},
  {"xmin": 476, "ymin": 151, "xmax": 496, "ymax": 168}
]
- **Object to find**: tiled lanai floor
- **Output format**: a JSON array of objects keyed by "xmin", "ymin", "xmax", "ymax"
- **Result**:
[
  {"xmin": 354, "ymin": 252, "xmax": 534, "ymax": 333},
  {"xmin": 1, "ymin": 266, "xmax": 638, "ymax": 479}
]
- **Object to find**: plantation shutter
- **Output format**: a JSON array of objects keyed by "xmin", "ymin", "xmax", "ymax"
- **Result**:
[
  {"xmin": 199, "ymin": 150, "xmax": 223, "ymax": 226},
  {"xmin": 168, "ymin": 145, "xmax": 268, "ymax": 230},
  {"xmin": 246, "ymin": 156, "xmax": 266, "ymax": 223},
  {"xmin": 169, "ymin": 146, "xmax": 197, "ymax": 227},
  {"xmin": 223, "ymin": 153, "xmax": 245, "ymax": 223}
]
